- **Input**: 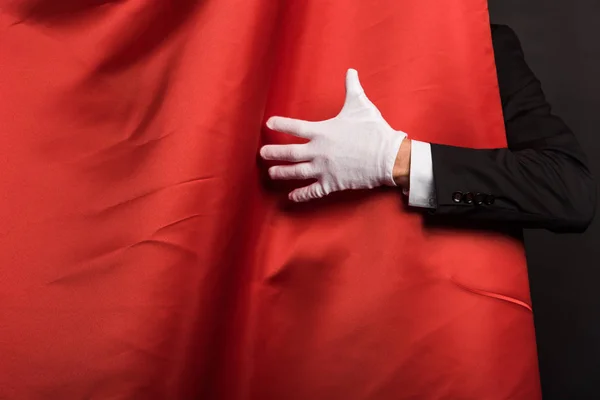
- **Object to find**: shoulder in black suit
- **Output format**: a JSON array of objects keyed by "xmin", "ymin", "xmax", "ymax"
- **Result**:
[{"xmin": 428, "ymin": 24, "xmax": 596, "ymax": 232}]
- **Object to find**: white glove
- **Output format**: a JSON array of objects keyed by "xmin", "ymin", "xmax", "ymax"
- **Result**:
[{"xmin": 260, "ymin": 69, "xmax": 407, "ymax": 202}]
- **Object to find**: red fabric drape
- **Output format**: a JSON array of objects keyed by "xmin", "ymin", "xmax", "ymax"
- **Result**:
[{"xmin": 0, "ymin": 1, "xmax": 540, "ymax": 399}]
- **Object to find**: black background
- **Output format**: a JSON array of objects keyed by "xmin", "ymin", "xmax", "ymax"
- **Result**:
[{"xmin": 489, "ymin": 1, "xmax": 600, "ymax": 398}]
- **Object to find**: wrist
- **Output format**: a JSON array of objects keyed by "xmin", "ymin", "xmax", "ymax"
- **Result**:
[{"xmin": 393, "ymin": 138, "xmax": 411, "ymax": 187}]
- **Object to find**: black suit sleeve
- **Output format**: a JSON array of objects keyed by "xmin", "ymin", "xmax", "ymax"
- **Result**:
[{"xmin": 428, "ymin": 25, "xmax": 596, "ymax": 232}]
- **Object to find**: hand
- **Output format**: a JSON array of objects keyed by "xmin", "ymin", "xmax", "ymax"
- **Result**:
[{"xmin": 260, "ymin": 69, "xmax": 408, "ymax": 202}]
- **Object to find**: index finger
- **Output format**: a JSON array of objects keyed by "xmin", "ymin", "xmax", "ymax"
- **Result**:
[{"xmin": 266, "ymin": 116, "xmax": 316, "ymax": 139}]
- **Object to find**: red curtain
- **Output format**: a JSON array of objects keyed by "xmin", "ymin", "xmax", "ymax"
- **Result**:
[{"xmin": 0, "ymin": 1, "xmax": 540, "ymax": 399}]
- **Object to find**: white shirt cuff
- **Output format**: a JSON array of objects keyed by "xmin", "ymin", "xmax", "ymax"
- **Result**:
[{"xmin": 405, "ymin": 140, "xmax": 436, "ymax": 208}]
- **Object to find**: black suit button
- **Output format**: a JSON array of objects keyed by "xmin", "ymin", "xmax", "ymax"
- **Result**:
[
  {"xmin": 484, "ymin": 195, "xmax": 495, "ymax": 205},
  {"xmin": 463, "ymin": 192, "xmax": 474, "ymax": 205},
  {"xmin": 474, "ymin": 193, "xmax": 486, "ymax": 205},
  {"xmin": 452, "ymin": 191, "xmax": 463, "ymax": 203}
]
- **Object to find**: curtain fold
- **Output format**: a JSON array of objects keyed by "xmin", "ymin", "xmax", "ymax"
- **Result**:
[{"xmin": 0, "ymin": 1, "xmax": 540, "ymax": 398}]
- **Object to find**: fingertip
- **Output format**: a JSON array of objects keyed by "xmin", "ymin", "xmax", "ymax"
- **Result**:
[
  {"xmin": 289, "ymin": 190, "xmax": 304, "ymax": 202},
  {"xmin": 345, "ymin": 68, "xmax": 363, "ymax": 95},
  {"xmin": 266, "ymin": 117, "xmax": 276, "ymax": 130},
  {"xmin": 346, "ymin": 69, "xmax": 357, "ymax": 84},
  {"xmin": 268, "ymin": 166, "xmax": 275, "ymax": 177},
  {"xmin": 266, "ymin": 116, "xmax": 290, "ymax": 133},
  {"xmin": 259, "ymin": 145, "xmax": 269, "ymax": 159}
]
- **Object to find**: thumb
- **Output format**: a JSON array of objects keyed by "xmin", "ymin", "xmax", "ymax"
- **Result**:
[
  {"xmin": 345, "ymin": 68, "xmax": 364, "ymax": 97},
  {"xmin": 341, "ymin": 68, "xmax": 380, "ymax": 116}
]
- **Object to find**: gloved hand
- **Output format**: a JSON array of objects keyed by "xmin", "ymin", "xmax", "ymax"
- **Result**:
[{"xmin": 260, "ymin": 68, "xmax": 407, "ymax": 202}]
